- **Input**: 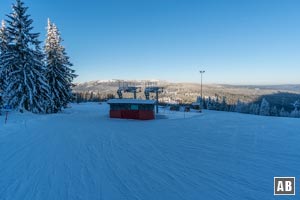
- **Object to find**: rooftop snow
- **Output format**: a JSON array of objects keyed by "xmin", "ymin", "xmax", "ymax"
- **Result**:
[{"xmin": 107, "ymin": 99, "xmax": 156, "ymax": 104}]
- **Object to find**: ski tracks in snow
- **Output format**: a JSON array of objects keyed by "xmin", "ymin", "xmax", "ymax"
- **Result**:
[{"xmin": 1, "ymin": 103, "xmax": 300, "ymax": 200}]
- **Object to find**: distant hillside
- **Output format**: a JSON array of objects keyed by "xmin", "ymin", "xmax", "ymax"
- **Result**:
[
  {"xmin": 73, "ymin": 80, "xmax": 300, "ymax": 109},
  {"xmin": 225, "ymin": 84, "xmax": 300, "ymax": 92}
]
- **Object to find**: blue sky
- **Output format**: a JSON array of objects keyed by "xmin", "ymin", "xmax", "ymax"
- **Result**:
[{"xmin": 1, "ymin": 0, "xmax": 300, "ymax": 84}]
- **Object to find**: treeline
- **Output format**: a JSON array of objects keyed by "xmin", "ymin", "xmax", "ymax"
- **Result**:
[
  {"xmin": 73, "ymin": 91, "xmax": 300, "ymax": 118},
  {"xmin": 0, "ymin": 0, "xmax": 76, "ymax": 113},
  {"xmin": 73, "ymin": 92, "xmax": 115, "ymax": 103},
  {"xmin": 200, "ymin": 96, "xmax": 300, "ymax": 118}
]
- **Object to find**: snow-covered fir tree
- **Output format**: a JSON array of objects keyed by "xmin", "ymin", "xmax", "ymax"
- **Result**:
[
  {"xmin": 206, "ymin": 97, "xmax": 212, "ymax": 110},
  {"xmin": 45, "ymin": 19, "xmax": 77, "ymax": 113},
  {"xmin": 270, "ymin": 106, "xmax": 278, "ymax": 116},
  {"xmin": 292, "ymin": 100, "xmax": 300, "ymax": 110},
  {"xmin": 290, "ymin": 100, "xmax": 300, "ymax": 118},
  {"xmin": 279, "ymin": 107, "xmax": 289, "ymax": 117},
  {"xmin": 0, "ymin": 20, "xmax": 8, "ymax": 106},
  {"xmin": 290, "ymin": 108, "xmax": 300, "ymax": 118},
  {"xmin": 259, "ymin": 98, "xmax": 270, "ymax": 116},
  {"xmin": 1, "ymin": 0, "xmax": 50, "ymax": 113},
  {"xmin": 249, "ymin": 103, "xmax": 259, "ymax": 115},
  {"xmin": 220, "ymin": 96, "xmax": 228, "ymax": 111},
  {"xmin": 0, "ymin": 20, "xmax": 9, "ymax": 108},
  {"xmin": 0, "ymin": 20, "xmax": 8, "ymax": 59},
  {"xmin": 214, "ymin": 95, "xmax": 221, "ymax": 110},
  {"xmin": 228, "ymin": 104, "xmax": 235, "ymax": 112},
  {"xmin": 235, "ymin": 99, "xmax": 243, "ymax": 113}
]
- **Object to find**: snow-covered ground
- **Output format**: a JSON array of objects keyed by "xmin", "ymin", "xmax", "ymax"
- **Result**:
[{"xmin": 1, "ymin": 103, "xmax": 300, "ymax": 200}]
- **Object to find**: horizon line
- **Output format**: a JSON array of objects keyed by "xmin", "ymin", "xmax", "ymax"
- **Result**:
[{"xmin": 74, "ymin": 79, "xmax": 300, "ymax": 86}]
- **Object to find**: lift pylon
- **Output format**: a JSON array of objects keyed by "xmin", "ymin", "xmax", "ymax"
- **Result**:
[
  {"xmin": 115, "ymin": 80, "xmax": 141, "ymax": 99},
  {"xmin": 144, "ymin": 82, "xmax": 164, "ymax": 113}
]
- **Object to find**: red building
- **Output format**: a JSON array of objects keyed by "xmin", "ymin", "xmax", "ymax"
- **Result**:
[{"xmin": 107, "ymin": 99, "xmax": 156, "ymax": 120}]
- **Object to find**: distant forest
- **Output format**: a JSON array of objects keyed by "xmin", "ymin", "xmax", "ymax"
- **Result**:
[{"xmin": 73, "ymin": 81, "xmax": 300, "ymax": 118}]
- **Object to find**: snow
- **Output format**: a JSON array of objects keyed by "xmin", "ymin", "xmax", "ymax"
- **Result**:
[
  {"xmin": 1, "ymin": 103, "xmax": 300, "ymax": 200},
  {"xmin": 107, "ymin": 99, "xmax": 156, "ymax": 104}
]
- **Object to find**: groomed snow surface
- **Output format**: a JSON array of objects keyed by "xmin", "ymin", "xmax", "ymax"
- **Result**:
[{"xmin": 1, "ymin": 103, "xmax": 300, "ymax": 200}]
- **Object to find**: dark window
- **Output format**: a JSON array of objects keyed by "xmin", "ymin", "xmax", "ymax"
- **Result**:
[{"xmin": 110, "ymin": 103, "xmax": 154, "ymax": 111}]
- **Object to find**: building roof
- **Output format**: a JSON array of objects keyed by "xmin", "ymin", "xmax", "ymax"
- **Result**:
[{"xmin": 107, "ymin": 99, "xmax": 156, "ymax": 105}]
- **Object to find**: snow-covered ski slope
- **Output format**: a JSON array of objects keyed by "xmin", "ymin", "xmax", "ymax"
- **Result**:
[{"xmin": 1, "ymin": 103, "xmax": 300, "ymax": 200}]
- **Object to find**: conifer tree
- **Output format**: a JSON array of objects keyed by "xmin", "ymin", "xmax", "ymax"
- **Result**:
[
  {"xmin": 290, "ymin": 108, "xmax": 300, "ymax": 118},
  {"xmin": 259, "ymin": 98, "xmax": 270, "ymax": 116},
  {"xmin": 220, "ymin": 96, "xmax": 228, "ymax": 111},
  {"xmin": 214, "ymin": 95, "xmax": 221, "ymax": 110},
  {"xmin": 249, "ymin": 103, "xmax": 259, "ymax": 115},
  {"xmin": 0, "ymin": 20, "xmax": 9, "ymax": 106},
  {"xmin": 270, "ymin": 106, "xmax": 278, "ymax": 116},
  {"xmin": 279, "ymin": 107, "xmax": 289, "ymax": 117},
  {"xmin": 45, "ymin": 19, "xmax": 77, "ymax": 112},
  {"xmin": 290, "ymin": 100, "xmax": 300, "ymax": 118},
  {"xmin": 0, "ymin": 20, "xmax": 8, "ymax": 59},
  {"xmin": 1, "ymin": 0, "xmax": 50, "ymax": 113},
  {"xmin": 235, "ymin": 99, "xmax": 243, "ymax": 113},
  {"xmin": 207, "ymin": 97, "xmax": 213, "ymax": 110}
]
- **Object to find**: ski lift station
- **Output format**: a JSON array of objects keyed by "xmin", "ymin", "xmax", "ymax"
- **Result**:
[
  {"xmin": 107, "ymin": 99, "xmax": 156, "ymax": 120},
  {"xmin": 107, "ymin": 80, "xmax": 163, "ymax": 120}
]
